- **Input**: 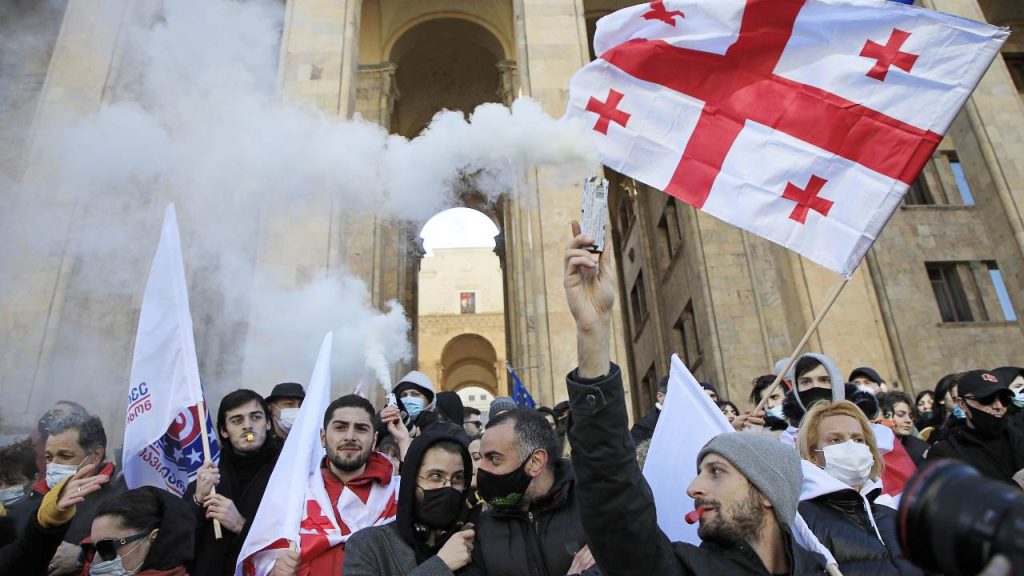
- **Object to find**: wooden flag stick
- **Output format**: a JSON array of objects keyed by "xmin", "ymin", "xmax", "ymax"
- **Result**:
[
  {"xmin": 197, "ymin": 399, "xmax": 223, "ymax": 540},
  {"xmin": 751, "ymin": 277, "xmax": 850, "ymax": 416}
]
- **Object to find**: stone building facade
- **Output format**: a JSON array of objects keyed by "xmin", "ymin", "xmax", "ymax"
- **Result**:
[{"xmin": 0, "ymin": 0, "xmax": 1021, "ymax": 442}]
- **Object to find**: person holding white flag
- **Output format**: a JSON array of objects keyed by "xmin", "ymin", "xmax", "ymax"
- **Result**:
[
  {"xmin": 238, "ymin": 332, "xmax": 407, "ymax": 576},
  {"xmin": 561, "ymin": 222, "xmax": 828, "ymax": 576}
]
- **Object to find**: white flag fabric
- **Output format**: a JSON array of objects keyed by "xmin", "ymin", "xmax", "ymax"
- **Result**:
[
  {"xmin": 566, "ymin": 0, "xmax": 1007, "ymax": 276},
  {"xmin": 643, "ymin": 354, "xmax": 731, "ymax": 544},
  {"xmin": 123, "ymin": 204, "xmax": 219, "ymax": 496}
]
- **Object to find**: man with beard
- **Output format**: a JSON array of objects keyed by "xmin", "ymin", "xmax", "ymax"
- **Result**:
[
  {"xmin": 562, "ymin": 224, "xmax": 827, "ymax": 575},
  {"xmin": 268, "ymin": 395, "xmax": 401, "ymax": 575},
  {"xmin": 463, "ymin": 408, "xmax": 592, "ymax": 576},
  {"xmin": 927, "ymin": 370, "xmax": 1024, "ymax": 487},
  {"xmin": 187, "ymin": 389, "xmax": 281, "ymax": 576},
  {"xmin": 344, "ymin": 433, "xmax": 476, "ymax": 575}
]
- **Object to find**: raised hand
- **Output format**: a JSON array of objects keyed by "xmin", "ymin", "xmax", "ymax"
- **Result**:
[
  {"xmin": 437, "ymin": 523, "xmax": 476, "ymax": 571},
  {"xmin": 380, "ymin": 405, "xmax": 411, "ymax": 462},
  {"xmin": 565, "ymin": 221, "xmax": 616, "ymax": 378},
  {"xmin": 56, "ymin": 463, "xmax": 109, "ymax": 511}
]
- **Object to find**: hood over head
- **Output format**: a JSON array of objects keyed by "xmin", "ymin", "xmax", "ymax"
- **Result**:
[
  {"xmin": 435, "ymin": 391, "xmax": 464, "ymax": 423},
  {"xmin": 393, "ymin": 370, "xmax": 437, "ymax": 409},
  {"xmin": 784, "ymin": 353, "xmax": 846, "ymax": 412},
  {"xmin": 396, "ymin": 432, "xmax": 472, "ymax": 548}
]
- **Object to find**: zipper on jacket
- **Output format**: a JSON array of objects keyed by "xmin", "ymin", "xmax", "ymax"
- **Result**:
[{"xmin": 527, "ymin": 511, "xmax": 552, "ymax": 576}]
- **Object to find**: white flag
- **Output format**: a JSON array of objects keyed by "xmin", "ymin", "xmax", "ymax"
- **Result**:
[
  {"xmin": 565, "ymin": 0, "xmax": 1007, "ymax": 276},
  {"xmin": 123, "ymin": 204, "xmax": 219, "ymax": 496},
  {"xmin": 237, "ymin": 332, "xmax": 334, "ymax": 576},
  {"xmin": 643, "ymin": 354, "xmax": 730, "ymax": 544}
]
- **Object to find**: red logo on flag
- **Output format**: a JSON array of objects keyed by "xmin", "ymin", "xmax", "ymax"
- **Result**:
[
  {"xmin": 643, "ymin": 1, "xmax": 685, "ymax": 27},
  {"xmin": 860, "ymin": 29, "xmax": 918, "ymax": 82},
  {"xmin": 586, "ymin": 89, "xmax": 631, "ymax": 135}
]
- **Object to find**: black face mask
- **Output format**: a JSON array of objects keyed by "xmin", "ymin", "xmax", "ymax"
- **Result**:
[
  {"xmin": 417, "ymin": 486, "xmax": 465, "ymax": 529},
  {"xmin": 966, "ymin": 404, "xmax": 1008, "ymax": 437},
  {"xmin": 797, "ymin": 387, "xmax": 834, "ymax": 411},
  {"xmin": 476, "ymin": 454, "xmax": 534, "ymax": 509}
]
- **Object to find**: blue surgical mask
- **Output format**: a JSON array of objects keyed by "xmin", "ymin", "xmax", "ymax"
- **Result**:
[
  {"xmin": 0, "ymin": 485, "xmax": 24, "ymax": 507},
  {"xmin": 402, "ymin": 397, "xmax": 425, "ymax": 421},
  {"xmin": 1013, "ymin": 390, "xmax": 1024, "ymax": 409},
  {"xmin": 952, "ymin": 404, "xmax": 966, "ymax": 420},
  {"xmin": 766, "ymin": 405, "xmax": 785, "ymax": 420}
]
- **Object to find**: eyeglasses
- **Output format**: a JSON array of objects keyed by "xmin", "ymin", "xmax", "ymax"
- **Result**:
[
  {"xmin": 80, "ymin": 533, "xmax": 148, "ymax": 562},
  {"xmin": 418, "ymin": 472, "xmax": 467, "ymax": 490}
]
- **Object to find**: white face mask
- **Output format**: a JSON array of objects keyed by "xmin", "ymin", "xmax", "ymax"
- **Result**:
[
  {"xmin": 766, "ymin": 404, "xmax": 785, "ymax": 420},
  {"xmin": 46, "ymin": 455, "xmax": 90, "ymax": 489},
  {"xmin": 276, "ymin": 408, "xmax": 300, "ymax": 433},
  {"xmin": 819, "ymin": 440, "xmax": 874, "ymax": 487},
  {"xmin": 0, "ymin": 485, "xmax": 24, "ymax": 506}
]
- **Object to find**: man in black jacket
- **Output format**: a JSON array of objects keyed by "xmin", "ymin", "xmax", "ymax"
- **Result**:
[
  {"xmin": 631, "ymin": 376, "xmax": 667, "ymax": 443},
  {"xmin": 562, "ymin": 224, "xmax": 827, "ymax": 576},
  {"xmin": 927, "ymin": 370, "xmax": 1024, "ymax": 488},
  {"xmin": 466, "ymin": 408, "xmax": 591, "ymax": 576},
  {"xmin": 185, "ymin": 389, "xmax": 281, "ymax": 576}
]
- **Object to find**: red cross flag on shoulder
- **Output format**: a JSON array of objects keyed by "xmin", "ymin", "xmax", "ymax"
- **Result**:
[{"xmin": 565, "ymin": 0, "xmax": 1008, "ymax": 276}]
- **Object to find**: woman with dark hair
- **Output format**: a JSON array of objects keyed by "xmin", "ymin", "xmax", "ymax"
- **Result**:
[
  {"xmin": 929, "ymin": 373, "xmax": 963, "ymax": 444},
  {"xmin": 716, "ymin": 400, "xmax": 739, "ymax": 424},
  {"xmin": 912, "ymin": 390, "xmax": 936, "ymax": 431},
  {"xmin": 82, "ymin": 486, "xmax": 194, "ymax": 575}
]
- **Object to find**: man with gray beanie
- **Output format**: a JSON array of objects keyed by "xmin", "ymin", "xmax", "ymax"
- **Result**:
[{"xmin": 561, "ymin": 226, "xmax": 827, "ymax": 575}]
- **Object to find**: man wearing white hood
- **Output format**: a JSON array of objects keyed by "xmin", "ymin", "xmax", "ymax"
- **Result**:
[{"xmin": 796, "ymin": 400, "xmax": 921, "ymax": 576}]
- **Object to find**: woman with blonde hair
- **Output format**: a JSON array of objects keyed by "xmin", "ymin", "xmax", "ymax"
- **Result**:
[{"xmin": 796, "ymin": 400, "xmax": 921, "ymax": 576}]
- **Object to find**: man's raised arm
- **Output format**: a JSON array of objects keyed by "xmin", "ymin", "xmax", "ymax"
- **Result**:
[{"xmin": 563, "ymin": 221, "xmax": 685, "ymax": 576}]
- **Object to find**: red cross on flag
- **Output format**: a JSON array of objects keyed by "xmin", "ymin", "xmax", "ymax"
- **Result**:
[{"xmin": 565, "ymin": 0, "xmax": 1007, "ymax": 276}]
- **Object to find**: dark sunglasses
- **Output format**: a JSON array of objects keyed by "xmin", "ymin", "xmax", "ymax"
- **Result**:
[
  {"xmin": 962, "ymin": 395, "xmax": 1004, "ymax": 406},
  {"xmin": 80, "ymin": 532, "xmax": 148, "ymax": 562}
]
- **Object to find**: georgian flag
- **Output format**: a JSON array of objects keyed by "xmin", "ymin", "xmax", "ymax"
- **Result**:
[
  {"xmin": 237, "ymin": 333, "xmax": 400, "ymax": 576},
  {"xmin": 566, "ymin": 0, "xmax": 1007, "ymax": 276},
  {"xmin": 123, "ymin": 205, "xmax": 219, "ymax": 496}
]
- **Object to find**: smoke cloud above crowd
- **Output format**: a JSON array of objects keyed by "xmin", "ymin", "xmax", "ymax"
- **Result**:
[{"xmin": 0, "ymin": 0, "xmax": 595, "ymax": 433}]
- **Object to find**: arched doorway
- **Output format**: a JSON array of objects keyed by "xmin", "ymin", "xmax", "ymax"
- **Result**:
[{"xmin": 417, "ymin": 208, "xmax": 507, "ymax": 396}]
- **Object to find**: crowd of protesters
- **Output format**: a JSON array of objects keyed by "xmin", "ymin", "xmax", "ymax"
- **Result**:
[{"xmin": 0, "ymin": 227, "xmax": 1021, "ymax": 575}]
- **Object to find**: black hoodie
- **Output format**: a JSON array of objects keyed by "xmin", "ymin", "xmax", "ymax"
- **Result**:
[{"xmin": 397, "ymin": 432, "xmax": 473, "ymax": 559}]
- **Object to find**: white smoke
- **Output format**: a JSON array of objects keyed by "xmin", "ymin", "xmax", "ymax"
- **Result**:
[{"xmin": 0, "ymin": 0, "xmax": 595, "ymax": 433}]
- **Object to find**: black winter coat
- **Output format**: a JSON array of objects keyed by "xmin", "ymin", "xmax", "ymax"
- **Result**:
[
  {"xmin": 0, "ymin": 510, "xmax": 68, "ymax": 575},
  {"xmin": 798, "ymin": 487, "xmax": 921, "ymax": 576},
  {"xmin": 566, "ymin": 365, "xmax": 827, "ymax": 576},
  {"xmin": 15, "ymin": 464, "xmax": 127, "ymax": 548},
  {"xmin": 630, "ymin": 408, "xmax": 659, "ymax": 444},
  {"xmin": 184, "ymin": 443, "xmax": 280, "ymax": 576},
  {"xmin": 465, "ymin": 459, "xmax": 586, "ymax": 576},
  {"xmin": 926, "ymin": 422, "xmax": 1024, "ymax": 486}
]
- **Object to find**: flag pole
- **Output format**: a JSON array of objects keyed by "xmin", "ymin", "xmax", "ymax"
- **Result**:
[
  {"xmin": 197, "ymin": 399, "xmax": 223, "ymax": 540},
  {"xmin": 751, "ymin": 277, "xmax": 850, "ymax": 416}
]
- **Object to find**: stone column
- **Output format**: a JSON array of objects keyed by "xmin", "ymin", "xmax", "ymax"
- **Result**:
[
  {"xmin": 2, "ymin": 0, "xmax": 131, "ymax": 430},
  {"xmin": 509, "ymin": 0, "xmax": 633, "ymax": 412}
]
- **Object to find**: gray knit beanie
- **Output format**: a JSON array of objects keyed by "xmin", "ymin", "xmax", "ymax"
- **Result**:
[
  {"xmin": 488, "ymin": 396, "xmax": 517, "ymax": 421},
  {"xmin": 696, "ymin": 432, "xmax": 802, "ymax": 529}
]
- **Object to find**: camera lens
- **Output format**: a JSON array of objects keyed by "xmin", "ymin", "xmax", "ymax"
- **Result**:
[{"xmin": 898, "ymin": 459, "xmax": 1024, "ymax": 575}]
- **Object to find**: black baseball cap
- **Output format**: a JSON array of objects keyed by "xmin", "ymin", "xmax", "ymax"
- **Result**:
[
  {"xmin": 267, "ymin": 382, "xmax": 305, "ymax": 403},
  {"xmin": 958, "ymin": 370, "xmax": 1012, "ymax": 403}
]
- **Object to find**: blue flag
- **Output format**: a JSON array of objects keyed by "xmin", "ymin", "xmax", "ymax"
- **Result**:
[{"xmin": 508, "ymin": 363, "xmax": 536, "ymax": 408}]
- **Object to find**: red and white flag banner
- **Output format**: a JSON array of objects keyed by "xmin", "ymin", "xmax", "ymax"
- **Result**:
[{"xmin": 566, "ymin": 0, "xmax": 1007, "ymax": 276}]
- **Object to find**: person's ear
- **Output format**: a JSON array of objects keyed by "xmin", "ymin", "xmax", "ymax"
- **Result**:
[
  {"xmin": 92, "ymin": 445, "xmax": 105, "ymax": 462},
  {"xmin": 220, "ymin": 428, "xmax": 229, "ymax": 440},
  {"xmin": 320, "ymin": 429, "xmax": 327, "ymax": 448},
  {"xmin": 150, "ymin": 529, "xmax": 159, "ymax": 542},
  {"xmin": 527, "ymin": 450, "xmax": 548, "ymax": 477}
]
